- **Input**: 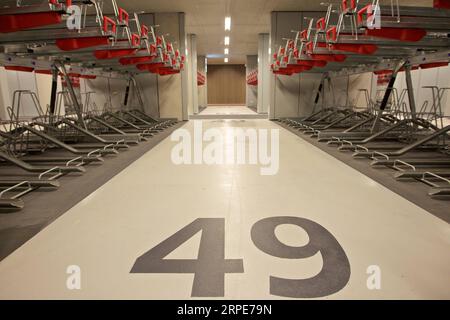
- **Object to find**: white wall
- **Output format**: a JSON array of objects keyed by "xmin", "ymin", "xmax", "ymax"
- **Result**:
[
  {"xmin": 269, "ymin": 11, "xmax": 450, "ymax": 120},
  {"xmin": 77, "ymin": 12, "xmax": 188, "ymax": 121},
  {"xmin": 270, "ymin": 12, "xmax": 327, "ymax": 119},
  {"xmin": 154, "ymin": 12, "xmax": 188, "ymax": 120},
  {"xmin": 77, "ymin": 12, "xmax": 189, "ymax": 121},
  {"xmin": 258, "ymin": 34, "xmax": 271, "ymax": 114},
  {"xmin": 0, "ymin": 67, "xmax": 12, "ymax": 120},
  {"xmin": 333, "ymin": 65, "xmax": 450, "ymax": 125},
  {"xmin": 390, "ymin": 65, "xmax": 450, "ymax": 126},
  {"xmin": 0, "ymin": 67, "xmax": 55, "ymax": 120},
  {"xmin": 0, "ymin": 65, "xmax": 167, "ymax": 123},
  {"xmin": 81, "ymin": 76, "xmax": 128, "ymax": 113},
  {"xmin": 186, "ymin": 34, "xmax": 198, "ymax": 116},
  {"xmin": 299, "ymin": 72, "xmax": 325, "ymax": 116},
  {"xmin": 35, "ymin": 73, "xmax": 54, "ymax": 111},
  {"xmin": 134, "ymin": 73, "xmax": 159, "ymax": 118},
  {"xmin": 347, "ymin": 73, "xmax": 375, "ymax": 109}
]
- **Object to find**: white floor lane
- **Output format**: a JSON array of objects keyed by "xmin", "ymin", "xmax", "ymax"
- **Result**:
[
  {"xmin": 0, "ymin": 119, "xmax": 449, "ymax": 299},
  {"xmin": 199, "ymin": 106, "xmax": 257, "ymax": 115}
]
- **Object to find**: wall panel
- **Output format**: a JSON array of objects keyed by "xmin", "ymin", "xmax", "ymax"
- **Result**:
[{"xmin": 207, "ymin": 65, "xmax": 246, "ymax": 105}]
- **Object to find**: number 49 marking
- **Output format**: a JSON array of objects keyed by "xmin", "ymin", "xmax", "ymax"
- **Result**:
[{"xmin": 130, "ymin": 217, "xmax": 350, "ymax": 298}]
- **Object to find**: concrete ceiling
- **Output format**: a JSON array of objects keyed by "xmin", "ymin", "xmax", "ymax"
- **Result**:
[{"xmin": 123, "ymin": 0, "xmax": 433, "ymax": 65}]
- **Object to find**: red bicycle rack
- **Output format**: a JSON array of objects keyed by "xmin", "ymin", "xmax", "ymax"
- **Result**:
[
  {"xmin": 373, "ymin": 70, "xmax": 393, "ymax": 76},
  {"xmin": 56, "ymin": 37, "xmax": 110, "ymax": 51},
  {"xmin": 158, "ymin": 67, "xmax": 180, "ymax": 76},
  {"xmin": 357, "ymin": 4, "xmax": 374, "ymax": 25},
  {"xmin": 246, "ymin": 70, "xmax": 258, "ymax": 86},
  {"xmin": 275, "ymin": 65, "xmax": 312, "ymax": 76},
  {"xmin": 137, "ymin": 62, "xmax": 166, "ymax": 72},
  {"xmin": 0, "ymin": 0, "xmax": 65, "ymax": 34},
  {"xmin": 434, "ymin": 0, "xmax": 450, "ymax": 9},
  {"xmin": 4, "ymin": 66, "xmax": 34, "ymax": 72},
  {"xmin": 197, "ymin": 72, "xmax": 206, "ymax": 86},
  {"xmin": 296, "ymin": 60, "xmax": 327, "ymax": 68},
  {"xmin": 365, "ymin": 28, "xmax": 427, "ymax": 42},
  {"xmin": 420, "ymin": 62, "xmax": 449, "ymax": 69},
  {"xmin": 309, "ymin": 53, "xmax": 347, "ymax": 63},
  {"xmin": 118, "ymin": 8, "xmax": 129, "ymax": 26},
  {"xmin": 273, "ymin": 69, "xmax": 294, "ymax": 76},
  {"xmin": 94, "ymin": 49, "xmax": 138, "ymax": 60},
  {"xmin": 34, "ymin": 69, "xmax": 53, "ymax": 75},
  {"xmin": 79, "ymin": 75, "xmax": 97, "ymax": 80},
  {"xmin": 0, "ymin": 11, "xmax": 62, "ymax": 34},
  {"xmin": 329, "ymin": 43, "xmax": 378, "ymax": 55},
  {"xmin": 342, "ymin": 0, "xmax": 357, "ymax": 12},
  {"xmin": 119, "ymin": 56, "xmax": 155, "ymax": 65}
]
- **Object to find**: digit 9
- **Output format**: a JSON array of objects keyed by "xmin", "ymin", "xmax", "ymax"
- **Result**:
[{"xmin": 251, "ymin": 216, "xmax": 351, "ymax": 298}]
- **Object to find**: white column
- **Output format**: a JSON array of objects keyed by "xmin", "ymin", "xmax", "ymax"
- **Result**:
[{"xmin": 187, "ymin": 34, "xmax": 199, "ymax": 115}]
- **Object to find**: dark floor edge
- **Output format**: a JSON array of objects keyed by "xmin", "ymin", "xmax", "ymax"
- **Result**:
[
  {"xmin": 0, "ymin": 121, "xmax": 187, "ymax": 261},
  {"xmin": 275, "ymin": 121, "xmax": 450, "ymax": 224}
]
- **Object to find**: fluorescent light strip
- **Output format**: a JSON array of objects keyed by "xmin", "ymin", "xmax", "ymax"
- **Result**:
[
  {"xmin": 224, "ymin": 36, "xmax": 230, "ymax": 46},
  {"xmin": 224, "ymin": 58, "xmax": 229, "ymax": 63},
  {"xmin": 225, "ymin": 17, "xmax": 231, "ymax": 31},
  {"xmin": 224, "ymin": 48, "xmax": 229, "ymax": 55}
]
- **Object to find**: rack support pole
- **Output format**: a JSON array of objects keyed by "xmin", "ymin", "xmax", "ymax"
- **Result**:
[
  {"xmin": 371, "ymin": 61, "xmax": 404, "ymax": 133},
  {"xmin": 56, "ymin": 62, "xmax": 86, "ymax": 128},
  {"xmin": 404, "ymin": 64, "xmax": 417, "ymax": 123},
  {"xmin": 49, "ymin": 66, "xmax": 58, "ymax": 122}
]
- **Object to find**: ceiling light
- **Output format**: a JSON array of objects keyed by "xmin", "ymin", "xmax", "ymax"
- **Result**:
[
  {"xmin": 225, "ymin": 17, "xmax": 231, "ymax": 31},
  {"xmin": 224, "ymin": 48, "xmax": 229, "ymax": 55},
  {"xmin": 224, "ymin": 36, "xmax": 230, "ymax": 46},
  {"xmin": 224, "ymin": 58, "xmax": 229, "ymax": 63}
]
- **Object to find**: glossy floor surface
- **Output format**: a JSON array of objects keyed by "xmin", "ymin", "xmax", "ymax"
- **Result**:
[
  {"xmin": 200, "ymin": 105, "xmax": 257, "ymax": 115},
  {"xmin": 0, "ymin": 119, "xmax": 448, "ymax": 299}
]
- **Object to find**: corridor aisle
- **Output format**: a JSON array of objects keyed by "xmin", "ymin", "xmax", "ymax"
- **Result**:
[
  {"xmin": 199, "ymin": 106, "xmax": 257, "ymax": 115},
  {"xmin": 0, "ymin": 119, "xmax": 448, "ymax": 299}
]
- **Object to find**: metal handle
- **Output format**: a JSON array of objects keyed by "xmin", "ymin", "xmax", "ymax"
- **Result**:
[
  {"xmin": 354, "ymin": 145, "xmax": 369, "ymax": 152},
  {"xmin": 115, "ymin": 139, "xmax": 126, "ymax": 147},
  {"xmin": 371, "ymin": 151, "xmax": 390, "ymax": 161},
  {"xmin": 329, "ymin": 137, "xmax": 341, "ymax": 143},
  {"xmin": 393, "ymin": 160, "xmax": 416, "ymax": 172},
  {"xmin": 39, "ymin": 167, "xmax": 62, "ymax": 180},
  {"xmin": 421, "ymin": 172, "xmax": 450, "ymax": 188},
  {"xmin": 341, "ymin": 140, "xmax": 354, "ymax": 146},
  {"xmin": 66, "ymin": 156, "xmax": 84, "ymax": 167},
  {"xmin": 103, "ymin": 144, "xmax": 116, "ymax": 152},
  {"xmin": 0, "ymin": 181, "xmax": 32, "ymax": 199},
  {"xmin": 87, "ymin": 149, "xmax": 103, "ymax": 158}
]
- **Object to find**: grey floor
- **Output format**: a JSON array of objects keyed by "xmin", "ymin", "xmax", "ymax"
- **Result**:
[
  {"xmin": 190, "ymin": 105, "xmax": 268, "ymax": 119},
  {"xmin": 276, "ymin": 121, "xmax": 450, "ymax": 224},
  {"xmin": 0, "ymin": 122, "xmax": 186, "ymax": 261},
  {"xmin": 0, "ymin": 119, "xmax": 448, "ymax": 299}
]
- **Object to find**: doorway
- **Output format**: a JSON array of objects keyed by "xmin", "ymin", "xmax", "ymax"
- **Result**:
[{"xmin": 202, "ymin": 64, "xmax": 256, "ymax": 116}]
